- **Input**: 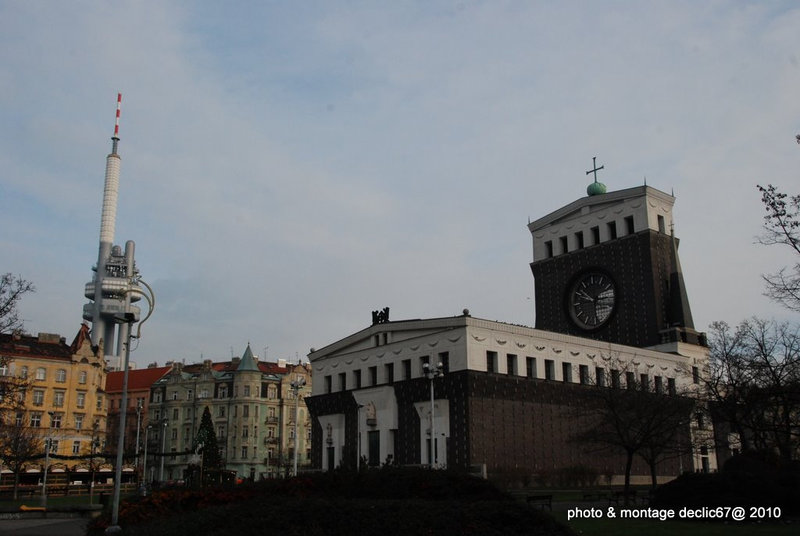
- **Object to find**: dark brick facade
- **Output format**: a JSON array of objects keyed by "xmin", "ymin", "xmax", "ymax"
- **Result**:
[
  {"xmin": 531, "ymin": 230, "xmax": 676, "ymax": 348},
  {"xmin": 306, "ymin": 370, "xmax": 689, "ymax": 479}
]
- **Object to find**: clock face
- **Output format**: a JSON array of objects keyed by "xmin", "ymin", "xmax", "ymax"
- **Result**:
[{"xmin": 568, "ymin": 271, "xmax": 616, "ymax": 330}]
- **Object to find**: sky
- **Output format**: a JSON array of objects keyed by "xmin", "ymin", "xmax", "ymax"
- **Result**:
[{"xmin": 1, "ymin": 1, "xmax": 799, "ymax": 368}]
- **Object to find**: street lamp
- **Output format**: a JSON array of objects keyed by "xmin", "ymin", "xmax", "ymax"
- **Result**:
[
  {"xmin": 41, "ymin": 411, "xmax": 55, "ymax": 508},
  {"xmin": 159, "ymin": 419, "xmax": 168, "ymax": 483},
  {"xmin": 89, "ymin": 422, "xmax": 100, "ymax": 505},
  {"xmin": 356, "ymin": 404, "xmax": 364, "ymax": 469},
  {"xmin": 141, "ymin": 424, "xmax": 152, "ymax": 496},
  {"xmin": 289, "ymin": 377, "xmax": 306, "ymax": 477},
  {"xmin": 107, "ymin": 270, "xmax": 155, "ymax": 535},
  {"xmin": 135, "ymin": 400, "xmax": 143, "ymax": 469},
  {"xmin": 422, "ymin": 362, "xmax": 444, "ymax": 469}
]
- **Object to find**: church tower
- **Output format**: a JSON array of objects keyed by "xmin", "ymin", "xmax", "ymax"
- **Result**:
[{"xmin": 528, "ymin": 161, "xmax": 705, "ymax": 349}]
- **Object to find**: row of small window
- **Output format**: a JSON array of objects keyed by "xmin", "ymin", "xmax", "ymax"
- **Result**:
[
  {"xmin": 167, "ymin": 424, "xmax": 306, "ymax": 443},
  {"xmin": 9, "ymin": 366, "xmax": 89, "ymax": 384},
  {"xmin": 163, "ymin": 448, "xmax": 309, "ymax": 463},
  {"xmin": 37, "ymin": 439, "xmax": 66, "ymax": 454},
  {"xmin": 17, "ymin": 411, "xmax": 99, "ymax": 431},
  {"xmin": 108, "ymin": 396, "xmax": 147, "ymax": 410},
  {"xmin": 543, "ymin": 215, "xmax": 668, "ymax": 258},
  {"xmin": 153, "ymin": 383, "xmax": 283, "ymax": 403},
  {"xmin": 323, "ymin": 353, "xmax": 450, "ymax": 393},
  {"xmin": 487, "ymin": 352, "xmax": 680, "ymax": 393},
  {"xmin": 150, "ymin": 403, "xmax": 287, "ymax": 423},
  {"xmin": 28, "ymin": 389, "xmax": 95, "ymax": 409}
]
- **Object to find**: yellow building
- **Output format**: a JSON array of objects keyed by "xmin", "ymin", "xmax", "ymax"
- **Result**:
[{"xmin": 0, "ymin": 324, "xmax": 108, "ymax": 480}]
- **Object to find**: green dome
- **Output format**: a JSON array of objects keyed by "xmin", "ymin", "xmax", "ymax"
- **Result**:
[{"xmin": 587, "ymin": 181, "xmax": 607, "ymax": 196}]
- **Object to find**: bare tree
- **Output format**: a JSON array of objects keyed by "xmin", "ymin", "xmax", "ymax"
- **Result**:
[
  {"xmin": 0, "ymin": 274, "xmax": 35, "ymax": 334},
  {"xmin": 574, "ymin": 360, "xmax": 696, "ymax": 500},
  {"xmin": 705, "ymin": 319, "xmax": 800, "ymax": 461},
  {"xmin": 757, "ymin": 185, "xmax": 800, "ymax": 312},
  {"xmin": 637, "ymin": 392, "xmax": 697, "ymax": 489},
  {"xmin": 0, "ymin": 415, "xmax": 42, "ymax": 499},
  {"xmin": 0, "ymin": 357, "xmax": 39, "ymax": 500}
]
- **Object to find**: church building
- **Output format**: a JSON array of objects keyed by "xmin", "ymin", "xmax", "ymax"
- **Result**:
[{"xmin": 305, "ymin": 171, "xmax": 714, "ymax": 483}]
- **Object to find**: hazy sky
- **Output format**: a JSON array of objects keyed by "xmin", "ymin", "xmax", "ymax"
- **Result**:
[{"xmin": 2, "ymin": 1, "xmax": 798, "ymax": 367}]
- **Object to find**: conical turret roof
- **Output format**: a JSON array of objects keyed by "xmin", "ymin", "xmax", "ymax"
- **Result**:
[{"xmin": 237, "ymin": 343, "xmax": 259, "ymax": 372}]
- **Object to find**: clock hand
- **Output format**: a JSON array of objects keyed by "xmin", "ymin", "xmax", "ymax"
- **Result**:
[{"xmin": 577, "ymin": 290, "xmax": 595, "ymax": 302}]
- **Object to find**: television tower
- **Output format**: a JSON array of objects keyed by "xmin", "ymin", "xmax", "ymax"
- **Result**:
[{"xmin": 83, "ymin": 93, "xmax": 141, "ymax": 369}]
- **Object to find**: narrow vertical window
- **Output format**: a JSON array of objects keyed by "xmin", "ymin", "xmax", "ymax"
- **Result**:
[
  {"xmin": 385, "ymin": 363, "xmax": 394, "ymax": 384},
  {"xmin": 562, "ymin": 362, "xmax": 572, "ymax": 383},
  {"xmin": 486, "ymin": 351, "xmax": 497, "ymax": 373},
  {"xmin": 596, "ymin": 367, "xmax": 606, "ymax": 387},
  {"xmin": 579, "ymin": 365, "xmax": 589, "ymax": 385},
  {"xmin": 611, "ymin": 369, "xmax": 620, "ymax": 389},
  {"xmin": 438, "ymin": 352, "xmax": 450, "ymax": 373},
  {"xmin": 668, "ymin": 378, "xmax": 677, "ymax": 396},
  {"xmin": 506, "ymin": 354, "xmax": 517, "ymax": 375},
  {"xmin": 624, "ymin": 215, "xmax": 634, "ymax": 235},
  {"xmin": 545, "ymin": 360, "xmax": 555, "ymax": 381},
  {"xmin": 654, "ymin": 376, "xmax": 663, "ymax": 394},
  {"xmin": 626, "ymin": 371, "xmax": 636, "ymax": 390},
  {"xmin": 526, "ymin": 357, "xmax": 537, "ymax": 379}
]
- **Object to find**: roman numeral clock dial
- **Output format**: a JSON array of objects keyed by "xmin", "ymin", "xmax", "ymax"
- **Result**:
[{"xmin": 568, "ymin": 272, "xmax": 616, "ymax": 330}]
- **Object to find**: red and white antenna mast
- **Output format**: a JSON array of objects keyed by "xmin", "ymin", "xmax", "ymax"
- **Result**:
[{"xmin": 112, "ymin": 92, "xmax": 122, "ymax": 154}]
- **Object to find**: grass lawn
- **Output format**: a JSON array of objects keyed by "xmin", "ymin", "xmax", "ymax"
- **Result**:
[{"xmin": 554, "ymin": 511, "xmax": 796, "ymax": 536}]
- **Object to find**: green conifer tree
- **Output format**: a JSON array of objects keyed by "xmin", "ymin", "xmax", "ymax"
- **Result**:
[{"xmin": 194, "ymin": 406, "xmax": 223, "ymax": 472}]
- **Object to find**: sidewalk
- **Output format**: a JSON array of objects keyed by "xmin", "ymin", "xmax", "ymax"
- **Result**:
[{"xmin": 0, "ymin": 517, "xmax": 87, "ymax": 536}]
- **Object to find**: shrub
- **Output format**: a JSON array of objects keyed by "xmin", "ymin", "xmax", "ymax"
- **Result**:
[
  {"xmin": 87, "ymin": 468, "xmax": 575, "ymax": 536},
  {"xmin": 651, "ymin": 451, "xmax": 800, "ymax": 515}
]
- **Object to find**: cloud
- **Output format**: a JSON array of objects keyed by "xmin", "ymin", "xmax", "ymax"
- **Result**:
[{"xmin": 2, "ymin": 1, "xmax": 799, "ymax": 365}]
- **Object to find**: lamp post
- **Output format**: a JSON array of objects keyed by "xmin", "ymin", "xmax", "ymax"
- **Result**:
[
  {"xmin": 422, "ymin": 362, "xmax": 444, "ymax": 469},
  {"xmin": 110, "ymin": 313, "xmax": 135, "ymax": 530},
  {"xmin": 41, "ymin": 411, "xmax": 55, "ymax": 508},
  {"xmin": 140, "ymin": 424, "xmax": 151, "ymax": 496},
  {"xmin": 89, "ymin": 422, "xmax": 100, "ymax": 505},
  {"xmin": 135, "ymin": 400, "xmax": 142, "ymax": 469},
  {"xmin": 159, "ymin": 419, "xmax": 167, "ymax": 483},
  {"xmin": 356, "ymin": 404, "xmax": 364, "ymax": 469},
  {"xmin": 289, "ymin": 377, "xmax": 306, "ymax": 476}
]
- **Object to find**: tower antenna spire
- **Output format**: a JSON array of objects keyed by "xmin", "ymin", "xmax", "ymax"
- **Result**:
[{"xmin": 112, "ymin": 93, "xmax": 122, "ymax": 154}]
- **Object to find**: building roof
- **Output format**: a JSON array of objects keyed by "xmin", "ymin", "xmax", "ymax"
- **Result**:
[
  {"xmin": 237, "ymin": 344, "xmax": 260, "ymax": 372},
  {"xmin": 150, "ymin": 358, "xmax": 291, "ymax": 385},
  {"xmin": 0, "ymin": 328, "xmax": 77, "ymax": 361},
  {"xmin": 527, "ymin": 185, "xmax": 674, "ymax": 231},
  {"xmin": 106, "ymin": 366, "xmax": 171, "ymax": 393}
]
